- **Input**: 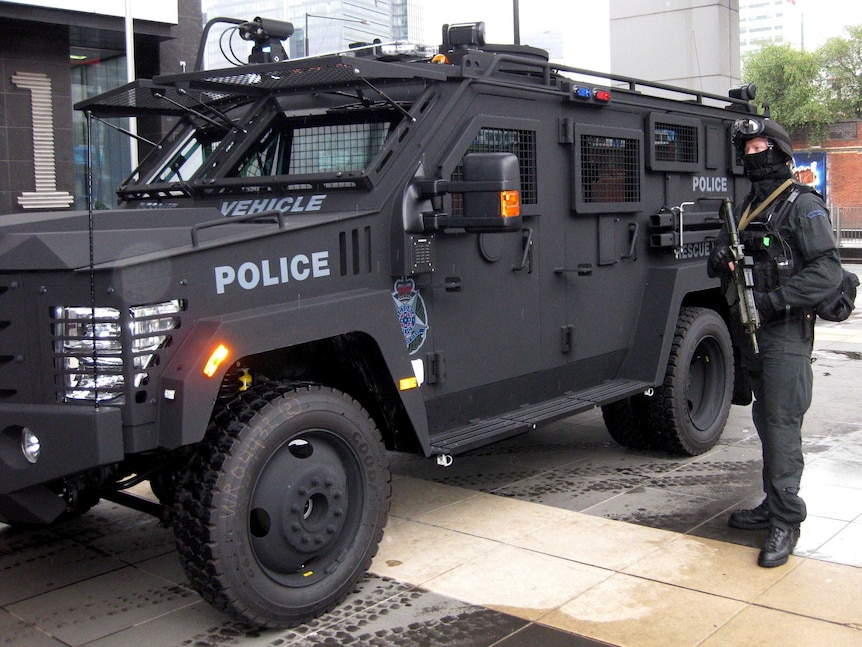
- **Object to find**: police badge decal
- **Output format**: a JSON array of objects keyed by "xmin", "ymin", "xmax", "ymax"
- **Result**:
[{"xmin": 392, "ymin": 277, "xmax": 429, "ymax": 355}]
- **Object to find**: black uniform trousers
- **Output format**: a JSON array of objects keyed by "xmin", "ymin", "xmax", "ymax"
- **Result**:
[{"xmin": 745, "ymin": 314, "xmax": 814, "ymax": 529}]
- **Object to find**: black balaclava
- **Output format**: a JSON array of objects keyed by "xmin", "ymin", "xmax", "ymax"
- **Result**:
[
  {"xmin": 743, "ymin": 144, "xmax": 792, "ymax": 182},
  {"xmin": 744, "ymin": 142, "xmax": 793, "ymax": 204}
]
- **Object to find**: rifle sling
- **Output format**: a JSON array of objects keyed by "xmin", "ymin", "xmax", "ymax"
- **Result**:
[{"xmin": 737, "ymin": 178, "xmax": 794, "ymax": 231}]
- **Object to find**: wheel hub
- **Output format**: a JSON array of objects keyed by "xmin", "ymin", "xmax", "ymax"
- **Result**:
[
  {"xmin": 248, "ymin": 435, "xmax": 354, "ymax": 578},
  {"xmin": 281, "ymin": 469, "xmax": 347, "ymax": 554}
]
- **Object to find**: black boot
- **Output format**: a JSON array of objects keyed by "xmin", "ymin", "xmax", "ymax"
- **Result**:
[
  {"xmin": 728, "ymin": 500, "xmax": 770, "ymax": 530},
  {"xmin": 757, "ymin": 525, "xmax": 799, "ymax": 568}
]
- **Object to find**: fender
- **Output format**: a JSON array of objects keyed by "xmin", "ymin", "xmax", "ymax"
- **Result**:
[
  {"xmin": 156, "ymin": 288, "xmax": 430, "ymax": 452},
  {"xmin": 619, "ymin": 263, "xmax": 722, "ymax": 386}
]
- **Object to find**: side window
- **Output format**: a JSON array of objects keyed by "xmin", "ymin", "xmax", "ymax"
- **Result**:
[
  {"xmin": 290, "ymin": 122, "xmax": 390, "ymax": 174},
  {"xmin": 235, "ymin": 127, "xmax": 281, "ymax": 177},
  {"xmin": 451, "ymin": 127, "xmax": 537, "ymax": 214},
  {"xmin": 573, "ymin": 125, "xmax": 644, "ymax": 213},
  {"xmin": 150, "ymin": 129, "xmax": 223, "ymax": 183},
  {"xmin": 646, "ymin": 113, "xmax": 702, "ymax": 172},
  {"xmin": 227, "ymin": 114, "xmax": 397, "ymax": 179},
  {"xmin": 730, "ymin": 124, "xmax": 745, "ymax": 175}
]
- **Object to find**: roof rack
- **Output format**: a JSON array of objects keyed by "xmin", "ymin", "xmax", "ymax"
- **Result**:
[{"xmin": 75, "ymin": 18, "xmax": 756, "ymax": 119}]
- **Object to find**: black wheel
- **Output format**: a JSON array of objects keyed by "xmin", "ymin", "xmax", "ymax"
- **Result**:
[
  {"xmin": 149, "ymin": 468, "xmax": 177, "ymax": 506},
  {"xmin": 601, "ymin": 393, "xmax": 666, "ymax": 451},
  {"xmin": 173, "ymin": 382, "xmax": 390, "ymax": 628},
  {"xmin": 651, "ymin": 307, "xmax": 733, "ymax": 455}
]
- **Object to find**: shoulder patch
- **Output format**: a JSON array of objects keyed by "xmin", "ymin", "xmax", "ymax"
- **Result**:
[{"xmin": 806, "ymin": 209, "xmax": 828, "ymax": 219}]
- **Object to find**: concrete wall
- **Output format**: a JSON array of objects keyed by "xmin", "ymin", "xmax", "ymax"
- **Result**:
[{"xmin": 610, "ymin": 0, "xmax": 740, "ymax": 95}]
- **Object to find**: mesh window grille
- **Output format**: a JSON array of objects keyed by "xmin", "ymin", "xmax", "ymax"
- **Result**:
[
  {"xmin": 653, "ymin": 121, "xmax": 698, "ymax": 163},
  {"xmin": 453, "ymin": 128, "xmax": 538, "ymax": 204},
  {"xmin": 580, "ymin": 134, "xmax": 641, "ymax": 204},
  {"xmin": 289, "ymin": 122, "xmax": 390, "ymax": 174}
]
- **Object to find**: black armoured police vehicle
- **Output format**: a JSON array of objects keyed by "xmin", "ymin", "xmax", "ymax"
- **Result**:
[{"xmin": 0, "ymin": 17, "xmax": 756, "ymax": 627}]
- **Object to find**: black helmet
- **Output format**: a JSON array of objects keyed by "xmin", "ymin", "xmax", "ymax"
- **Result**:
[{"xmin": 730, "ymin": 117, "xmax": 794, "ymax": 161}]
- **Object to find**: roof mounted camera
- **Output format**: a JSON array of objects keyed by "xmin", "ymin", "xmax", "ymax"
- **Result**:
[
  {"xmin": 442, "ymin": 22, "xmax": 486, "ymax": 49},
  {"xmin": 239, "ymin": 16, "xmax": 294, "ymax": 63},
  {"xmin": 436, "ymin": 22, "xmax": 487, "ymax": 64},
  {"xmin": 728, "ymin": 83, "xmax": 756, "ymax": 102}
]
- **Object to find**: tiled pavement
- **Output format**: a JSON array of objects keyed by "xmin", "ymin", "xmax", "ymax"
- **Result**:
[{"xmin": 2, "ymin": 266, "xmax": 862, "ymax": 646}]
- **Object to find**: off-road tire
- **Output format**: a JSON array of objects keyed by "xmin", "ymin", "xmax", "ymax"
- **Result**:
[
  {"xmin": 650, "ymin": 306, "xmax": 733, "ymax": 455},
  {"xmin": 601, "ymin": 393, "xmax": 666, "ymax": 451},
  {"xmin": 602, "ymin": 307, "xmax": 733, "ymax": 456},
  {"xmin": 173, "ymin": 381, "xmax": 390, "ymax": 628}
]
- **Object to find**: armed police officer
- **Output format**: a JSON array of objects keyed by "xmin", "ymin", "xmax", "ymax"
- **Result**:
[{"xmin": 709, "ymin": 116, "xmax": 843, "ymax": 567}]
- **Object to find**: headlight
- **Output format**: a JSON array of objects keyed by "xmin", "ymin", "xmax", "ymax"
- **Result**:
[
  {"xmin": 53, "ymin": 306, "xmax": 123, "ymax": 402},
  {"xmin": 129, "ymin": 301, "xmax": 183, "ymax": 385},
  {"xmin": 53, "ymin": 300, "xmax": 183, "ymax": 402},
  {"xmin": 21, "ymin": 427, "xmax": 42, "ymax": 464}
]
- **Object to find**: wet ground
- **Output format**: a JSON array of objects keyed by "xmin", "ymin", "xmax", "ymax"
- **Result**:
[{"xmin": 2, "ymin": 265, "xmax": 861, "ymax": 646}]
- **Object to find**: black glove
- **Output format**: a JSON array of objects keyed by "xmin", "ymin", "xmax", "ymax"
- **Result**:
[
  {"xmin": 708, "ymin": 245, "xmax": 734, "ymax": 277},
  {"xmin": 754, "ymin": 291, "xmax": 776, "ymax": 320}
]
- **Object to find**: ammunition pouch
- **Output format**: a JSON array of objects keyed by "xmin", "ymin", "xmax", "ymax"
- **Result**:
[{"xmin": 740, "ymin": 224, "xmax": 795, "ymax": 294}]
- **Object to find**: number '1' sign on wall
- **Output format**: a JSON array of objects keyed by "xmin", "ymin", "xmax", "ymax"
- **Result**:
[{"xmin": 11, "ymin": 71, "xmax": 75, "ymax": 210}]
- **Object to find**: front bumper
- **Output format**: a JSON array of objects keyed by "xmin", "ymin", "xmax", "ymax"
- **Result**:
[{"xmin": 0, "ymin": 403, "xmax": 123, "ymax": 494}]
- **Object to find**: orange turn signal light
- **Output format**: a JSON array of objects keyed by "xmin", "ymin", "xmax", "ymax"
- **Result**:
[
  {"xmin": 399, "ymin": 376, "xmax": 419, "ymax": 391},
  {"xmin": 203, "ymin": 344, "xmax": 230, "ymax": 377},
  {"xmin": 500, "ymin": 190, "xmax": 520, "ymax": 218}
]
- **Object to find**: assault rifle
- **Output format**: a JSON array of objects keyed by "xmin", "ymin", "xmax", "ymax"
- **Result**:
[{"xmin": 721, "ymin": 199, "xmax": 760, "ymax": 354}]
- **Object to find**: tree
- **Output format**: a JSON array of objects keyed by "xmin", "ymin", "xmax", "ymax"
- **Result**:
[
  {"xmin": 742, "ymin": 26, "xmax": 862, "ymax": 143},
  {"xmin": 742, "ymin": 43, "xmax": 830, "ymax": 139},
  {"xmin": 819, "ymin": 25, "xmax": 862, "ymax": 119}
]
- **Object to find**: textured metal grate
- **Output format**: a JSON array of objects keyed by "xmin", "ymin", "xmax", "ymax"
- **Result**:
[
  {"xmin": 454, "ymin": 128, "xmax": 537, "ymax": 204},
  {"xmin": 580, "ymin": 134, "xmax": 641, "ymax": 204},
  {"xmin": 653, "ymin": 120, "xmax": 698, "ymax": 164},
  {"xmin": 289, "ymin": 122, "xmax": 390, "ymax": 174},
  {"xmin": 450, "ymin": 127, "xmax": 537, "ymax": 215},
  {"xmin": 75, "ymin": 79, "xmax": 236, "ymax": 118},
  {"xmin": 201, "ymin": 62, "xmax": 362, "ymax": 91}
]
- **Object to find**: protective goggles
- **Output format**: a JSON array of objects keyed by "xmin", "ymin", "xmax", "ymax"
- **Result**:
[{"xmin": 731, "ymin": 118, "xmax": 765, "ymax": 143}]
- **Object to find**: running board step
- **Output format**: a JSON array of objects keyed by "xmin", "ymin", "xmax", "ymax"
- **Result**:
[{"xmin": 430, "ymin": 378, "xmax": 653, "ymax": 455}]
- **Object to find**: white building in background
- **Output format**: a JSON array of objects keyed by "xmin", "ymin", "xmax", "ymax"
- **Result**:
[
  {"xmin": 610, "ymin": 0, "xmax": 740, "ymax": 95},
  {"xmin": 739, "ymin": 0, "xmax": 802, "ymax": 55},
  {"xmin": 522, "ymin": 29, "xmax": 565, "ymax": 62},
  {"xmin": 392, "ymin": 0, "xmax": 425, "ymax": 42}
]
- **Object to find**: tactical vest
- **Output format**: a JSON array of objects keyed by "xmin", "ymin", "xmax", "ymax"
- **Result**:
[{"xmin": 739, "ymin": 184, "xmax": 816, "ymax": 294}]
